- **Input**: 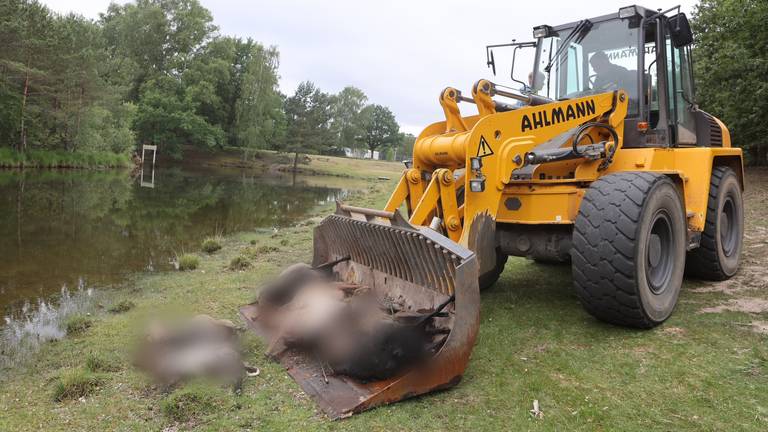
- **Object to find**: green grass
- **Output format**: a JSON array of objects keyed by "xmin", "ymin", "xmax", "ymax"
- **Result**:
[
  {"xmin": 0, "ymin": 148, "xmax": 132, "ymax": 169},
  {"xmin": 299, "ymin": 154, "xmax": 403, "ymax": 179},
  {"xmin": 1, "ymin": 161, "xmax": 767, "ymax": 431},
  {"xmin": 160, "ymin": 383, "xmax": 235, "ymax": 423},
  {"xmin": 108, "ymin": 300, "xmax": 136, "ymax": 314},
  {"xmin": 64, "ymin": 315, "xmax": 93, "ymax": 336},
  {"xmin": 242, "ymin": 244, "xmax": 279, "ymax": 259},
  {"xmin": 175, "ymin": 145, "xmax": 403, "ymax": 180},
  {"xmin": 51, "ymin": 369, "xmax": 105, "ymax": 402},
  {"xmin": 84, "ymin": 353, "xmax": 122, "ymax": 373},
  {"xmin": 202, "ymin": 237, "xmax": 223, "ymax": 254},
  {"xmin": 177, "ymin": 254, "xmax": 200, "ymax": 271}
]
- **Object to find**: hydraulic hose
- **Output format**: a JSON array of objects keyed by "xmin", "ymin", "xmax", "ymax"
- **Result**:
[{"xmin": 572, "ymin": 122, "xmax": 620, "ymax": 170}]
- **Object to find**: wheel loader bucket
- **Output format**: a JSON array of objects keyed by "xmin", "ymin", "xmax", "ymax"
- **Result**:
[{"xmin": 240, "ymin": 203, "xmax": 481, "ymax": 419}]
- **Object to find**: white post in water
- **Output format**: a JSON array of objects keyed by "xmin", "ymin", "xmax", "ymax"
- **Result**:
[
  {"xmin": 141, "ymin": 144, "xmax": 158, "ymax": 188},
  {"xmin": 141, "ymin": 144, "xmax": 157, "ymax": 165}
]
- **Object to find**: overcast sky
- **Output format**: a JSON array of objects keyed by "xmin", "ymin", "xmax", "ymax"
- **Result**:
[{"xmin": 42, "ymin": 0, "xmax": 697, "ymax": 135}]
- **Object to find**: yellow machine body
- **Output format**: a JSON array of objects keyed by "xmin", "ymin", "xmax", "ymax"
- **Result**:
[{"xmin": 384, "ymin": 81, "xmax": 742, "ymax": 248}]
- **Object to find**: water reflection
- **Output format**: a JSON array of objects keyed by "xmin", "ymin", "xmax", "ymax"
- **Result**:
[
  {"xmin": 140, "ymin": 166, "xmax": 155, "ymax": 188},
  {"xmin": 0, "ymin": 168, "xmax": 349, "ymax": 317}
]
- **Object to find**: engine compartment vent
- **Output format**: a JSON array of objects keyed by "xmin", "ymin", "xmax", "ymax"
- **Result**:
[{"xmin": 703, "ymin": 111, "xmax": 722, "ymax": 146}]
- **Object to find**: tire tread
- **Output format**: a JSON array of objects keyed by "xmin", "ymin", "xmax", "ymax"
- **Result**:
[
  {"xmin": 572, "ymin": 172, "xmax": 671, "ymax": 328},
  {"xmin": 686, "ymin": 166, "xmax": 739, "ymax": 280}
]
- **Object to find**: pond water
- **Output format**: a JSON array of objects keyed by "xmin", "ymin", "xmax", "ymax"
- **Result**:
[{"xmin": 0, "ymin": 166, "xmax": 350, "ymax": 321}]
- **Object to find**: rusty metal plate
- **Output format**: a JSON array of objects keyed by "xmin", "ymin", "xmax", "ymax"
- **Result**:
[{"xmin": 240, "ymin": 210, "xmax": 481, "ymax": 419}]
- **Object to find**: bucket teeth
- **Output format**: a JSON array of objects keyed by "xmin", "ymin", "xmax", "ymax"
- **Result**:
[
  {"xmin": 315, "ymin": 213, "xmax": 473, "ymax": 295},
  {"xmin": 405, "ymin": 233, "xmax": 426, "ymax": 286}
]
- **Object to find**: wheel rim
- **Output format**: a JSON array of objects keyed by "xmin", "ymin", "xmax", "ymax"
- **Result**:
[
  {"xmin": 720, "ymin": 195, "xmax": 738, "ymax": 257},
  {"xmin": 646, "ymin": 210, "xmax": 674, "ymax": 294}
]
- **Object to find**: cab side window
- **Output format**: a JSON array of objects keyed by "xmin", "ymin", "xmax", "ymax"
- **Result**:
[
  {"xmin": 665, "ymin": 30, "xmax": 697, "ymax": 144},
  {"xmin": 644, "ymin": 26, "xmax": 660, "ymax": 128}
]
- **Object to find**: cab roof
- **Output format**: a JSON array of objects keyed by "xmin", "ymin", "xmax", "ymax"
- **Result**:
[{"xmin": 542, "ymin": 5, "xmax": 657, "ymax": 33}]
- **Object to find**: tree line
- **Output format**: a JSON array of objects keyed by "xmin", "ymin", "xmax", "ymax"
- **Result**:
[
  {"xmin": 0, "ymin": 0, "xmax": 416, "ymax": 162},
  {"xmin": 8, "ymin": 0, "xmax": 763, "ymax": 167},
  {"xmin": 692, "ymin": 0, "xmax": 767, "ymax": 165}
]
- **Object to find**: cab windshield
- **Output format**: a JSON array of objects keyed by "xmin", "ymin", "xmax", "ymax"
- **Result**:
[{"xmin": 532, "ymin": 19, "xmax": 642, "ymax": 116}]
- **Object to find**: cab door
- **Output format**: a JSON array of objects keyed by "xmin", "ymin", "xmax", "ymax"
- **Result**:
[{"xmin": 662, "ymin": 16, "xmax": 698, "ymax": 145}]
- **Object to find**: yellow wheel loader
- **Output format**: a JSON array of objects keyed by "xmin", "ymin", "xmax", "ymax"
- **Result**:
[{"xmin": 241, "ymin": 5, "xmax": 744, "ymax": 418}]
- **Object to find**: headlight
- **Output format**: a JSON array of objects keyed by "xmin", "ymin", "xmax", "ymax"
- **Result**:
[
  {"xmin": 469, "ymin": 178, "xmax": 486, "ymax": 193},
  {"xmin": 618, "ymin": 6, "xmax": 638, "ymax": 19},
  {"xmin": 532, "ymin": 25, "xmax": 552, "ymax": 39}
]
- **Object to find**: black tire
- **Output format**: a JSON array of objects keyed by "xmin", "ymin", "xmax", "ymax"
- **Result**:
[
  {"xmin": 572, "ymin": 172, "xmax": 687, "ymax": 328},
  {"xmin": 479, "ymin": 251, "xmax": 508, "ymax": 291},
  {"xmin": 686, "ymin": 167, "xmax": 744, "ymax": 280},
  {"xmin": 532, "ymin": 257, "xmax": 570, "ymax": 265}
]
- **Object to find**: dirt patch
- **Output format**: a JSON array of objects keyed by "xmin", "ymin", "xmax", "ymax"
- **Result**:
[
  {"xmin": 699, "ymin": 298, "xmax": 768, "ymax": 314},
  {"xmin": 632, "ymin": 346, "xmax": 655, "ymax": 355},
  {"xmin": 749, "ymin": 321, "xmax": 768, "ymax": 334},
  {"xmin": 689, "ymin": 169, "xmax": 768, "ymax": 315},
  {"xmin": 689, "ymin": 265, "xmax": 768, "ymax": 295},
  {"xmin": 660, "ymin": 326, "xmax": 686, "ymax": 336}
]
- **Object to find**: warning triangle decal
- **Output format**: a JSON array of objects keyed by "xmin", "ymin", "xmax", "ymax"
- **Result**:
[{"xmin": 476, "ymin": 135, "xmax": 494, "ymax": 158}]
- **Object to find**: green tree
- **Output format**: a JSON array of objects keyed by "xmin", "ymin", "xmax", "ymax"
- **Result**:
[
  {"xmin": 101, "ymin": 0, "xmax": 221, "ymax": 157},
  {"xmin": 50, "ymin": 13, "xmax": 128, "ymax": 153},
  {"xmin": 232, "ymin": 42, "xmax": 283, "ymax": 151},
  {"xmin": 0, "ymin": 0, "xmax": 397, "ymax": 163},
  {"xmin": 183, "ymin": 36, "xmax": 235, "ymax": 133},
  {"xmin": 330, "ymin": 86, "xmax": 367, "ymax": 150},
  {"xmin": 0, "ymin": 1, "xmax": 133, "ymax": 155},
  {"xmin": 100, "ymin": 1, "xmax": 285, "ymax": 157},
  {"xmin": 100, "ymin": 0, "xmax": 216, "ymax": 98},
  {"xmin": 396, "ymin": 132, "xmax": 416, "ymax": 161},
  {"xmin": 133, "ymin": 76, "xmax": 224, "ymax": 156},
  {"xmin": 0, "ymin": 0, "xmax": 55, "ymax": 152},
  {"xmin": 283, "ymin": 81, "xmax": 333, "ymax": 169},
  {"xmin": 357, "ymin": 104, "xmax": 400, "ymax": 159},
  {"xmin": 692, "ymin": 0, "xmax": 768, "ymax": 164},
  {"xmin": 77, "ymin": 103, "xmax": 137, "ymax": 154}
]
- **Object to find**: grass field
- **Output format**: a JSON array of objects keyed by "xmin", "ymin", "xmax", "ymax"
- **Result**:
[
  {"xmin": 1, "ymin": 157, "xmax": 766, "ymax": 431},
  {"xmin": 176, "ymin": 146, "xmax": 405, "ymax": 180}
]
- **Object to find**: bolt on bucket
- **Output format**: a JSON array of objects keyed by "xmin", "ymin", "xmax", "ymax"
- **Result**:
[{"xmin": 240, "ymin": 203, "xmax": 481, "ymax": 419}]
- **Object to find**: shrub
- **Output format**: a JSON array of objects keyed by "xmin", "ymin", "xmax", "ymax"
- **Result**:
[
  {"xmin": 64, "ymin": 315, "xmax": 93, "ymax": 336},
  {"xmin": 257, "ymin": 245, "xmax": 279, "ymax": 254},
  {"xmin": 52, "ymin": 369, "xmax": 104, "ymax": 402},
  {"xmin": 243, "ymin": 245, "xmax": 279, "ymax": 259},
  {"xmin": 201, "ymin": 237, "xmax": 222, "ymax": 254},
  {"xmin": 177, "ymin": 254, "xmax": 200, "ymax": 271},
  {"xmin": 108, "ymin": 300, "xmax": 135, "ymax": 314},
  {"xmin": 228, "ymin": 255, "xmax": 251, "ymax": 271}
]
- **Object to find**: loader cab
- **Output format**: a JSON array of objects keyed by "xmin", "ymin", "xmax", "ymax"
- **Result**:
[{"xmin": 529, "ymin": 5, "xmax": 702, "ymax": 148}]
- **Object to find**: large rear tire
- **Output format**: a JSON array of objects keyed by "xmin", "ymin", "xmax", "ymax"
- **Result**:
[
  {"xmin": 572, "ymin": 172, "xmax": 687, "ymax": 328},
  {"xmin": 686, "ymin": 166, "xmax": 743, "ymax": 280}
]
